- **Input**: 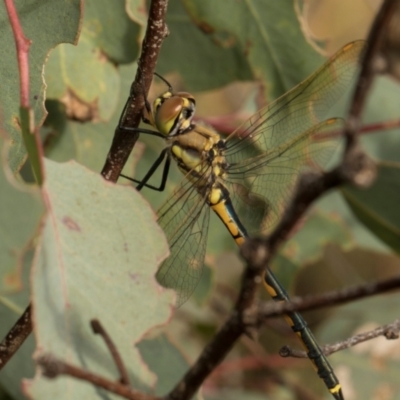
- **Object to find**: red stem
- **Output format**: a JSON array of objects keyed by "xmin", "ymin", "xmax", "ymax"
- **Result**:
[{"xmin": 4, "ymin": 0, "xmax": 32, "ymax": 108}]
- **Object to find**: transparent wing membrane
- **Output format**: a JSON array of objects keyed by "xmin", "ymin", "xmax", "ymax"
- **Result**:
[
  {"xmin": 227, "ymin": 118, "xmax": 344, "ymax": 233},
  {"xmin": 149, "ymin": 41, "xmax": 363, "ymax": 400},
  {"xmin": 156, "ymin": 171, "xmax": 211, "ymax": 306},
  {"xmin": 226, "ymin": 42, "xmax": 362, "ymax": 158},
  {"xmin": 155, "ymin": 41, "xmax": 363, "ymax": 303}
]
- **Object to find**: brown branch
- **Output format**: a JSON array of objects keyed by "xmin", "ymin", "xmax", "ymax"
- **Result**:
[
  {"xmin": 360, "ymin": 119, "xmax": 400, "ymax": 134},
  {"xmin": 345, "ymin": 0, "xmax": 399, "ymax": 135},
  {"xmin": 166, "ymin": 239, "xmax": 265, "ymax": 400},
  {"xmin": 280, "ymin": 319, "xmax": 400, "ymax": 359},
  {"xmin": 0, "ymin": 304, "xmax": 32, "ymax": 371},
  {"xmin": 257, "ymin": 274, "xmax": 400, "ymax": 321},
  {"xmin": 91, "ymin": 319, "xmax": 130, "ymax": 386},
  {"xmin": 37, "ymin": 354, "xmax": 159, "ymax": 400},
  {"xmin": 101, "ymin": 0, "xmax": 169, "ymax": 182},
  {"xmin": 4, "ymin": 0, "xmax": 32, "ymax": 108},
  {"xmin": 337, "ymin": 0, "xmax": 396, "ymax": 189},
  {"xmin": 38, "ymin": 265, "xmax": 397, "ymax": 400}
]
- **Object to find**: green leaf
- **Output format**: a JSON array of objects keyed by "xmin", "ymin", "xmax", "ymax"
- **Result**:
[
  {"xmin": 44, "ymin": 61, "xmax": 141, "ymax": 173},
  {"xmin": 341, "ymin": 162, "xmax": 400, "ymax": 254},
  {"xmin": 361, "ymin": 75, "xmax": 400, "ymax": 163},
  {"xmin": 26, "ymin": 159, "xmax": 173, "ymax": 399},
  {"xmin": 157, "ymin": 0, "xmax": 253, "ymax": 91},
  {"xmin": 85, "ymin": 0, "xmax": 143, "ymax": 63},
  {"xmin": 45, "ymin": 0, "xmax": 143, "ymax": 123},
  {"xmin": 192, "ymin": 263, "xmax": 214, "ymax": 305},
  {"xmin": 20, "ymin": 106, "xmax": 43, "ymax": 184},
  {"xmin": 268, "ymin": 212, "xmax": 353, "ymax": 296},
  {"xmin": 126, "ymin": 0, "xmax": 152, "ymax": 28},
  {"xmin": 0, "ymin": 133, "xmax": 44, "ymax": 293},
  {"xmin": 279, "ymin": 212, "xmax": 354, "ymax": 266},
  {"xmin": 180, "ymin": 0, "xmax": 323, "ymax": 99},
  {"xmin": 137, "ymin": 334, "xmax": 190, "ymax": 395},
  {"xmin": 45, "ymin": 40, "xmax": 120, "ymax": 122},
  {"xmin": 44, "ymin": 100, "xmax": 126, "ymax": 172},
  {"xmin": 0, "ymin": 0, "xmax": 82, "ymax": 172}
]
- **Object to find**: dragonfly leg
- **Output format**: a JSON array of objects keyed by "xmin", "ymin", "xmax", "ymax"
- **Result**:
[{"xmin": 120, "ymin": 148, "xmax": 170, "ymax": 192}]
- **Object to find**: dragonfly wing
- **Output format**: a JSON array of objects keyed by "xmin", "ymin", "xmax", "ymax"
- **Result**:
[
  {"xmin": 227, "ymin": 118, "xmax": 344, "ymax": 233},
  {"xmin": 225, "ymin": 41, "xmax": 363, "ymax": 160},
  {"xmin": 224, "ymin": 42, "xmax": 363, "ymax": 234},
  {"xmin": 156, "ymin": 177, "xmax": 210, "ymax": 306}
]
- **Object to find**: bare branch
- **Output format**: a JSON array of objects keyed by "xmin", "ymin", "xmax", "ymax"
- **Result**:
[
  {"xmin": 0, "ymin": 304, "xmax": 32, "ymax": 371},
  {"xmin": 257, "ymin": 274, "xmax": 400, "ymax": 321},
  {"xmin": 101, "ymin": 0, "xmax": 169, "ymax": 182},
  {"xmin": 91, "ymin": 319, "xmax": 130, "ymax": 386},
  {"xmin": 280, "ymin": 319, "xmax": 400, "ymax": 359},
  {"xmin": 37, "ymin": 354, "xmax": 159, "ymax": 400}
]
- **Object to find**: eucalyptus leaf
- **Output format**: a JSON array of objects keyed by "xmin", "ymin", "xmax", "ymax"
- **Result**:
[
  {"xmin": 26, "ymin": 160, "xmax": 173, "ymax": 399},
  {"xmin": 342, "ymin": 162, "xmax": 400, "ymax": 254},
  {"xmin": 0, "ymin": 0, "xmax": 81, "ymax": 172}
]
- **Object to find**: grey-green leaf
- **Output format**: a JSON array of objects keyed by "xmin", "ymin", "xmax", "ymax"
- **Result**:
[
  {"xmin": 26, "ymin": 159, "xmax": 173, "ymax": 399},
  {"xmin": 342, "ymin": 162, "xmax": 400, "ymax": 253}
]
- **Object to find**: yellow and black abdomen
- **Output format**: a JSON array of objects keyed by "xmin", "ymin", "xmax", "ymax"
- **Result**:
[
  {"xmin": 207, "ymin": 176, "xmax": 343, "ymax": 400},
  {"xmin": 170, "ymin": 127, "xmax": 343, "ymax": 400},
  {"xmin": 208, "ymin": 183, "xmax": 248, "ymax": 246}
]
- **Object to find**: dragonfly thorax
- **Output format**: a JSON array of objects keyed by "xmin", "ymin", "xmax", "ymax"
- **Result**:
[{"xmin": 169, "ymin": 124, "xmax": 229, "ymax": 187}]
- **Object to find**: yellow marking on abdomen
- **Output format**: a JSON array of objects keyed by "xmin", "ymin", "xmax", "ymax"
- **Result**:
[
  {"xmin": 210, "ymin": 195, "xmax": 246, "ymax": 246},
  {"xmin": 330, "ymin": 384, "xmax": 342, "ymax": 395},
  {"xmin": 262, "ymin": 271, "xmax": 277, "ymax": 297}
]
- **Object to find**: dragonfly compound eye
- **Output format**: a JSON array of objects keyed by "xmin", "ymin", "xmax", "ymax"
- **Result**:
[
  {"xmin": 175, "ymin": 92, "xmax": 196, "ymax": 133},
  {"xmin": 154, "ymin": 92, "xmax": 196, "ymax": 137},
  {"xmin": 154, "ymin": 95, "xmax": 185, "ymax": 136}
]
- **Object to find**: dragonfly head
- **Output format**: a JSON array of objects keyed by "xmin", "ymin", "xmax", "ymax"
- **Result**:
[{"xmin": 153, "ymin": 91, "xmax": 196, "ymax": 137}]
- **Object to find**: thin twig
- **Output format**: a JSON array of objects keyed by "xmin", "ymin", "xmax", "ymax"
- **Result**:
[
  {"xmin": 336, "ymin": 0, "xmax": 396, "ymax": 189},
  {"xmin": 0, "ymin": 304, "xmax": 32, "ymax": 370},
  {"xmin": 360, "ymin": 119, "xmax": 400, "ymax": 134},
  {"xmin": 345, "ymin": 0, "xmax": 399, "ymax": 136},
  {"xmin": 280, "ymin": 319, "xmax": 400, "ymax": 359},
  {"xmin": 37, "ymin": 354, "xmax": 159, "ymax": 400},
  {"xmin": 166, "ymin": 239, "xmax": 265, "ymax": 400},
  {"xmin": 101, "ymin": 0, "xmax": 169, "ymax": 182},
  {"xmin": 91, "ymin": 319, "xmax": 130, "ymax": 385},
  {"xmin": 258, "ymin": 274, "xmax": 400, "ymax": 321}
]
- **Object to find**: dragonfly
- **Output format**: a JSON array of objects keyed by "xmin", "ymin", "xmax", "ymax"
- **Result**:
[{"xmin": 120, "ymin": 41, "xmax": 364, "ymax": 400}]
